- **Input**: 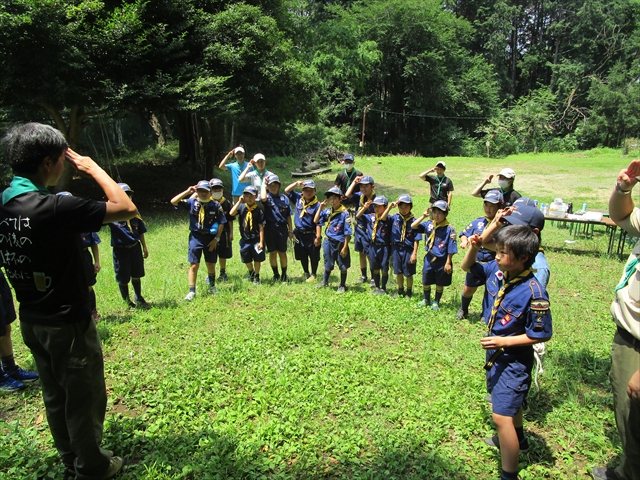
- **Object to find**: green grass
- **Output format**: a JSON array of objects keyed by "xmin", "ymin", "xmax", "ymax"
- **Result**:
[{"xmin": 1, "ymin": 147, "xmax": 637, "ymax": 479}]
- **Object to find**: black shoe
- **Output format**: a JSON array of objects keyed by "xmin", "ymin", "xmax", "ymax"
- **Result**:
[
  {"xmin": 218, "ymin": 272, "xmax": 229, "ymax": 282},
  {"xmin": 280, "ymin": 273, "xmax": 289, "ymax": 283},
  {"xmin": 270, "ymin": 275, "xmax": 281, "ymax": 285},
  {"xmin": 455, "ymin": 308, "xmax": 468, "ymax": 320},
  {"xmin": 591, "ymin": 467, "xmax": 620, "ymax": 480},
  {"xmin": 484, "ymin": 435, "xmax": 529, "ymax": 453},
  {"xmin": 126, "ymin": 300, "xmax": 136, "ymax": 309},
  {"xmin": 134, "ymin": 296, "xmax": 150, "ymax": 310}
]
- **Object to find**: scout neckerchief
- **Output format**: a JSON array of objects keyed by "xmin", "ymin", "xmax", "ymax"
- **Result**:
[
  {"xmin": 244, "ymin": 203, "xmax": 258, "ymax": 232},
  {"xmin": 359, "ymin": 189, "xmax": 375, "ymax": 207},
  {"xmin": 435, "ymin": 175, "xmax": 447, "ymax": 197},
  {"xmin": 300, "ymin": 195, "xmax": 318, "ymax": 218},
  {"xmin": 2, "ymin": 176, "xmax": 50, "ymax": 204},
  {"xmin": 127, "ymin": 212, "xmax": 144, "ymax": 235},
  {"xmin": 326, "ymin": 205, "xmax": 347, "ymax": 233},
  {"xmin": 254, "ymin": 169, "xmax": 268, "ymax": 188},
  {"xmin": 344, "ymin": 168, "xmax": 356, "ymax": 189},
  {"xmin": 197, "ymin": 198, "xmax": 212, "ymax": 230},
  {"xmin": 425, "ymin": 220, "xmax": 450, "ymax": 251},
  {"xmin": 399, "ymin": 212, "xmax": 413, "ymax": 242},
  {"xmin": 615, "ymin": 256, "xmax": 639, "ymax": 291},
  {"xmin": 371, "ymin": 214, "xmax": 382, "ymax": 241}
]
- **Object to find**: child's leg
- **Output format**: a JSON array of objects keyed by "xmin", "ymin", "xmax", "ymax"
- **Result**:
[
  {"xmin": 381, "ymin": 269, "xmax": 389, "ymax": 290},
  {"xmin": 434, "ymin": 285, "xmax": 444, "ymax": 304},
  {"xmin": 396, "ymin": 274, "xmax": 404, "ymax": 290},
  {"xmin": 460, "ymin": 285, "xmax": 477, "ymax": 313},
  {"xmin": 493, "ymin": 412, "xmax": 520, "ymax": 477},
  {"xmin": 219, "ymin": 258, "xmax": 227, "ymax": 271},
  {"xmin": 132, "ymin": 278, "xmax": 142, "ymax": 298},
  {"xmin": 118, "ymin": 283, "xmax": 130, "ymax": 302},
  {"xmin": 205, "ymin": 262, "xmax": 217, "ymax": 285},
  {"xmin": 339, "ymin": 269, "xmax": 347, "ymax": 288},
  {"xmin": 269, "ymin": 252, "xmax": 279, "ymax": 278},
  {"xmin": 278, "ymin": 251, "xmax": 288, "ymax": 280},
  {"xmin": 372, "ymin": 269, "xmax": 381, "ymax": 288},
  {"xmin": 406, "ymin": 275, "xmax": 413, "ymax": 293},
  {"xmin": 423, "ymin": 284, "xmax": 432, "ymax": 303},
  {"xmin": 359, "ymin": 252, "xmax": 367, "ymax": 280},
  {"xmin": 188, "ymin": 263, "xmax": 199, "ymax": 292},
  {"xmin": 254, "ymin": 262, "xmax": 261, "ymax": 275}
]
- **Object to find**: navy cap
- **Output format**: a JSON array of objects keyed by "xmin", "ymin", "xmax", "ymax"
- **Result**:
[
  {"xmin": 372, "ymin": 195, "xmax": 388, "ymax": 206},
  {"xmin": 56, "ymin": 191, "xmax": 72, "ymax": 196},
  {"xmin": 302, "ymin": 180, "xmax": 316, "ymax": 189},
  {"xmin": 118, "ymin": 183, "xmax": 133, "ymax": 193},
  {"xmin": 343, "ymin": 153, "xmax": 355, "ymax": 162},
  {"xmin": 196, "ymin": 180, "xmax": 211, "ymax": 191},
  {"xmin": 484, "ymin": 189, "xmax": 504, "ymax": 204},
  {"xmin": 266, "ymin": 174, "xmax": 280, "ymax": 185},
  {"xmin": 397, "ymin": 194, "xmax": 413, "ymax": 204},
  {"xmin": 503, "ymin": 204, "xmax": 545, "ymax": 231},
  {"xmin": 209, "ymin": 178, "xmax": 224, "ymax": 188},
  {"xmin": 243, "ymin": 185, "xmax": 258, "ymax": 196},
  {"xmin": 325, "ymin": 186, "xmax": 343, "ymax": 197},
  {"xmin": 359, "ymin": 175, "xmax": 374, "ymax": 185},
  {"xmin": 513, "ymin": 197, "xmax": 535, "ymax": 207},
  {"xmin": 431, "ymin": 200, "xmax": 450, "ymax": 212}
]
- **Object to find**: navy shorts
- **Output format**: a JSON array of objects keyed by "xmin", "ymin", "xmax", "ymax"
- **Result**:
[
  {"xmin": 392, "ymin": 245, "xmax": 417, "ymax": 277},
  {"xmin": 294, "ymin": 231, "xmax": 320, "ymax": 261},
  {"xmin": 113, "ymin": 242, "xmax": 145, "ymax": 284},
  {"xmin": 486, "ymin": 347, "xmax": 534, "ymax": 416},
  {"xmin": 0, "ymin": 273, "xmax": 16, "ymax": 336},
  {"xmin": 323, "ymin": 238, "xmax": 350, "ymax": 271},
  {"xmin": 265, "ymin": 224, "xmax": 288, "ymax": 253},
  {"xmin": 353, "ymin": 228, "xmax": 371, "ymax": 254},
  {"xmin": 368, "ymin": 244, "xmax": 390, "ymax": 271},
  {"xmin": 240, "ymin": 239, "xmax": 266, "ymax": 264},
  {"xmin": 465, "ymin": 271, "xmax": 485, "ymax": 288},
  {"xmin": 188, "ymin": 231, "xmax": 218, "ymax": 264},
  {"xmin": 217, "ymin": 227, "xmax": 233, "ymax": 259},
  {"xmin": 421, "ymin": 255, "xmax": 452, "ymax": 286},
  {"xmin": 83, "ymin": 249, "xmax": 97, "ymax": 287}
]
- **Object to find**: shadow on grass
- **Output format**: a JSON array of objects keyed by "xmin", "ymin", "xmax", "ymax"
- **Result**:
[{"xmin": 544, "ymin": 244, "xmax": 625, "ymax": 261}]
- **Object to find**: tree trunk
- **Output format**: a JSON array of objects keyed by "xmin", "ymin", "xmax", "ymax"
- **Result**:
[
  {"xmin": 177, "ymin": 112, "xmax": 200, "ymax": 164},
  {"xmin": 147, "ymin": 112, "xmax": 165, "ymax": 147},
  {"xmin": 159, "ymin": 114, "xmax": 174, "ymax": 140}
]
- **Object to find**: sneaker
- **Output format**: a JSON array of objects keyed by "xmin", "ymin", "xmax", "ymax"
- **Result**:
[
  {"xmin": 373, "ymin": 288, "xmax": 386, "ymax": 295},
  {"xmin": 244, "ymin": 271, "xmax": 255, "ymax": 281},
  {"xmin": 484, "ymin": 395, "xmax": 492, "ymax": 404},
  {"xmin": 270, "ymin": 275, "xmax": 281, "ymax": 285},
  {"xmin": 205, "ymin": 276, "xmax": 210, "ymax": 284},
  {"xmin": 184, "ymin": 291, "xmax": 196, "ymax": 301},
  {"xmin": 0, "ymin": 373, "xmax": 24, "ymax": 391},
  {"xmin": 406, "ymin": 291, "xmax": 413, "ymax": 299},
  {"xmin": 316, "ymin": 282, "xmax": 328, "ymax": 289},
  {"xmin": 483, "ymin": 435, "xmax": 530, "ymax": 453},
  {"xmin": 97, "ymin": 455, "xmax": 124, "ymax": 480},
  {"xmin": 252, "ymin": 277, "xmax": 261, "ymax": 285},
  {"xmin": 336, "ymin": 285, "xmax": 346, "ymax": 294},
  {"xmin": 455, "ymin": 308, "xmax": 468, "ymax": 320},
  {"xmin": 369, "ymin": 279, "xmax": 376, "ymax": 288},
  {"xmin": 134, "ymin": 297, "xmax": 150, "ymax": 310},
  {"xmin": 591, "ymin": 467, "xmax": 619, "ymax": 480},
  {"xmin": 393, "ymin": 291, "xmax": 405, "ymax": 299},
  {"xmin": 417, "ymin": 300, "xmax": 428, "ymax": 307},
  {"xmin": 5, "ymin": 366, "xmax": 39, "ymax": 383},
  {"xmin": 306, "ymin": 274, "xmax": 317, "ymax": 283},
  {"xmin": 281, "ymin": 273, "xmax": 289, "ymax": 283},
  {"xmin": 430, "ymin": 301, "xmax": 439, "ymax": 310},
  {"xmin": 126, "ymin": 300, "xmax": 136, "ymax": 309},
  {"xmin": 303, "ymin": 272, "xmax": 311, "ymax": 280},
  {"xmin": 218, "ymin": 272, "xmax": 229, "ymax": 282},
  {"xmin": 355, "ymin": 276, "xmax": 367, "ymax": 284},
  {"xmin": 207, "ymin": 285, "xmax": 218, "ymax": 295}
]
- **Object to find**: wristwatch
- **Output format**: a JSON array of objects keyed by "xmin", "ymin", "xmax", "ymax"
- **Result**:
[{"xmin": 615, "ymin": 182, "xmax": 632, "ymax": 195}]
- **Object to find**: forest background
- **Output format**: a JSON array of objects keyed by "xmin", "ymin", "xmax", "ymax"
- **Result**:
[{"xmin": 2, "ymin": 0, "xmax": 640, "ymax": 185}]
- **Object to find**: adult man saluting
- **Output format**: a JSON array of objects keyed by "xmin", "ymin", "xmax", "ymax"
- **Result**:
[
  {"xmin": 418, "ymin": 160, "xmax": 454, "ymax": 206},
  {"xmin": 592, "ymin": 159, "xmax": 640, "ymax": 480},
  {"xmin": 1, "ymin": 123, "xmax": 137, "ymax": 480}
]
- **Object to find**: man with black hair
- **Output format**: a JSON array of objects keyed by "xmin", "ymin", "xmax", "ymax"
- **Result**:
[
  {"xmin": 0, "ymin": 123, "xmax": 136, "ymax": 480},
  {"xmin": 418, "ymin": 161, "xmax": 454, "ymax": 205}
]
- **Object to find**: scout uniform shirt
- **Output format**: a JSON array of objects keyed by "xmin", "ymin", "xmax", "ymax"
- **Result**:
[
  {"xmin": 363, "ymin": 213, "xmax": 392, "ymax": 245},
  {"xmin": 288, "ymin": 191, "xmax": 320, "ymax": 232},
  {"xmin": 318, "ymin": 207, "xmax": 352, "ymax": 242},
  {"xmin": 109, "ymin": 217, "xmax": 147, "ymax": 247},
  {"xmin": 263, "ymin": 191, "xmax": 292, "ymax": 227},
  {"xmin": 178, "ymin": 198, "xmax": 227, "ymax": 234},
  {"xmin": 414, "ymin": 220, "xmax": 458, "ymax": 262},
  {"xmin": 460, "ymin": 217, "xmax": 495, "ymax": 263},
  {"xmin": 390, "ymin": 212, "xmax": 421, "ymax": 248},
  {"xmin": 236, "ymin": 203, "xmax": 265, "ymax": 242}
]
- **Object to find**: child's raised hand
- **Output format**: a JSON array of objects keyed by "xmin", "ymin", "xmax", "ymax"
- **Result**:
[
  {"xmin": 423, "ymin": 208, "xmax": 430, "ymax": 217},
  {"xmin": 390, "ymin": 201, "xmax": 398, "ymax": 208},
  {"xmin": 364, "ymin": 199, "xmax": 373, "ymax": 207},
  {"xmin": 494, "ymin": 206, "xmax": 515, "ymax": 224},
  {"xmin": 188, "ymin": 185, "xmax": 197, "ymax": 193},
  {"xmin": 468, "ymin": 234, "xmax": 483, "ymax": 247},
  {"xmin": 320, "ymin": 199, "xmax": 327, "ymax": 208},
  {"xmin": 354, "ymin": 175, "xmax": 364, "ymax": 183}
]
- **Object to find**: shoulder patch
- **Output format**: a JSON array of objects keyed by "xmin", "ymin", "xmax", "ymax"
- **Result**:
[{"xmin": 531, "ymin": 299, "xmax": 550, "ymax": 315}]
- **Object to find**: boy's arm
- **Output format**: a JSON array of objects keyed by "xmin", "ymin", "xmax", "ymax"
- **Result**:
[
  {"xmin": 139, "ymin": 232, "xmax": 149, "ymax": 258},
  {"xmin": 410, "ymin": 240, "xmax": 419, "ymax": 264},
  {"xmin": 411, "ymin": 210, "xmax": 429, "ymax": 230},
  {"xmin": 444, "ymin": 253, "xmax": 454, "ymax": 274},
  {"xmin": 315, "ymin": 225, "xmax": 322, "ymax": 247},
  {"xmin": 258, "ymin": 224, "xmax": 264, "ymax": 250},
  {"xmin": 90, "ymin": 244, "xmax": 101, "ymax": 273},
  {"xmin": 480, "ymin": 333, "xmax": 550, "ymax": 350},
  {"xmin": 355, "ymin": 201, "xmax": 372, "ymax": 219},
  {"xmin": 218, "ymin": 149, "xmax": 235, "ymax": 170},
  {"xmin": 287, "ymin": 215, "xmax": 294, "ymax": 240},
  {"xmin": 229, "ymin": 197, "xmax": 243, "ymax": 216},
  {"xmin": 447, "ymin": 190, "xmax": 453, "ymax": 206},
  {"xmin": 380, "ymin": 202, "xmax": 395, "ymax": 221},
  {"xmin": 345, "ymin": 176, "xmax": 362, "ymax": 198},
  {"xmin": 480, "ymin": 207, "xmax": 514, "ymax": 251},
  {"xmin": 471, "ymin": 175, "xmax": 493, "ymax": 198},
  {"xmin": 285, "ymin": 180, "xmax": 303, "ymax": 194},
  {"xmin": 170, "ymin": 187, "xmax": 195, "ymax": 206},
  {"xmin": 461, "ymin": 235, "xmax": 481, "ymax": 272},
  {"xmin": 313, "ymin": 201, "xmax": 326, "ymax": 224},
  {"xmin": 260, "ymin": 178, "xmax": 268, "ymax": 202},
  {"xmin": 341, "ymin": 235, "xmax": 351, "ymax": 256},
  {"xmin": 238, "ymin": 159, "xmax": 254, "ymax": 183}
]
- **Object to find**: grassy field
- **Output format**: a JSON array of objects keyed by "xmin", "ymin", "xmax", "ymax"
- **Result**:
[{"xmin": 1, "ymin": 147, "xmax": 637, "ymax": 479}]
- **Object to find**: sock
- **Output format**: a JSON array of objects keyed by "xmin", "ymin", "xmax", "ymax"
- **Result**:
[
  {"xmin": 515, "ymin": 426, "xmax": 525, "ymax": 442},
  {"xmin": 281, "ymin": 267, "xmax": 287, "ymax": 278},
  {"xmin": 271, "ymin": 265, "xmax": 279, "ymax": 277},
  {"xmin": 435, "ymin": 289, "xmax": 443, "ymax": 303},
  {"xmin": 189, "ymin": 286, "xmax": 196, "ymax": 293},
  {"xmin": 501, "ymin": 469, "xmax": 518, "ymax": 480},
  {"xmin": 323, "ymin": 270, "xmax": 330, "ymax": 285},
  {"xmin": 208, "ymin": 274, "xmax": 216, "ymax": 286},
  {"xmin": 132, "ymin": 279, "xmax": 142, "ymax": 298},
  {"xmin": 248, "ymin": 269, "xmax": 255, "ymax": 278},
  {"xmin": 397, "ymin": 288, "xmax": 405, "ymax": 296},
  {"xmin": 460, "ymin": 294, "xmax": 472, "ymax": 312},
  {"xmin": 381, "ymin": 273, "xmax": 389, "ymax": 290},
  {"xmin": 302, "ymin": 259, "xmax": 309, "ymax": 275},
  {"xmin": 373, "ymin": 272, "xmax": 381, "ymax": 288},
  {"xmin": 1, "ymin": 354, "xmax": 16, "ymax": 372},
  {"xmin": 340, "ymin": 271, "xmax": 347, "ymax": 287},
  {"xmin": 88, "ymin": 289, "xmax": 97, "ymax": 311},
  {"xmin": 423, "ymin": 287, "xmax": 431, "ymax": 303},
  {"xmin": 406, "ymin": 289, "xmax": 413, "ymax": 298},
  {"xmin": 220, "ymin": 269, "xmax": 226, "ymax": 275},
  {"xmin": 360, "ymin": 267, "xmax": 367, "ymax": 279},
  {"xmin": 310, "ymin": 257, "xmax": 319, "ymax": 276},
  {"xmin": 118, "ymin": 284, "xmax": 130, "ymax": 301}
]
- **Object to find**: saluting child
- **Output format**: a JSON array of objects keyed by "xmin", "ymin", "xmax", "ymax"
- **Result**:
[
  {"xmin": 229, "ymin": 186, "xmax": 265, "ymax": 284},
  {"xmin": 210, "ymin": 178, "xmax": 234, "ymax": 282},
  {"xmin": 314, "ymin": 186, "xmax": 352, "ymax": 293},
  {"xmin": 461, "ymin": 225, "xmax": 552, "ymax": 480},
  {"xmin": 383, "ymin": 194, "xmax": 420, "ymax": 299},
  {"xmin": 456, "ymin": 189, "xmax": 504, "ymax": 320},
  {"xmin": 356, "ymin": 195, "xmax": 393, "ymax": 294},
  {"xmin": 411, "ymin": 200, "xmax": 457, "ymax": 310},
  {"xmin": 170, "ymin": 180, "xmax": 227, "ymax": 300},
  {"xmin": 109, "ymin": 183, "xmax": 150, "ymax": 309},
  {"xmin": 261, "ymin": 174, "xmax": 293, "ymax": 283},
  {"xmin": 285, "ymin": 179, "xmax": 322, "ymax": 282},
  {"xmin": 345, "ymin": 175, "xmax": 376, "ymax": 285}
]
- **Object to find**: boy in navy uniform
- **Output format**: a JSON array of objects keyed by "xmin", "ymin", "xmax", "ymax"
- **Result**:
[
  {"xmin": 411, "ymin": 200, "xmax": 458, "ymax": 310},
  {"xmin": 170, "ymin": 180, "xmax": 227, "ymax": 300},
  {"xmin": 209, "ymin": 178, "xmax": 233, "ymax": 282},
  {"xmin": 345, "ymin": 175, "xmax": 376, "ymax": 284},
  {"xmin": 285, "ymin": 179, "xmax": 322, "ymax": 282},
  {"xmin": 109, "ymin": 183, "xmax": 150, "ymax": 309},
  {"xmin": 356, "ymin": 195, "xmax": 393, "ymax": 294},
  {"xmin": 456, "ymin": 189, "xmax": 504, "ymax": 320},
  {"xmin": 229, "ymin": 186, "xmax": 265, "ymax": 284},
  {"xmin": 260, "ymin": 174, "xmax": 294, "ymax": 283},
  {"xmin": 461, "ymin": 225, "xmax": 552, "ymax": 480},
  {"xmin": 381, "ymin": 194, "xmax": 420, "ymax": 299},
  {"xmin": 314, "ymin": 187, "xmax": 352, "ymax": 293}
]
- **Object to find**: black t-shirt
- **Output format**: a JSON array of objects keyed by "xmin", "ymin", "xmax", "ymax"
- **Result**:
[
  {"xmin": 334, "ymin": 169, "xmax": 363, "ymax": 205},
  {"xmin": 424, "ymin": 175, "xmax": 454, "ymax": 204},
  {"xmin": 481, "ymin": 188, "xmax": 521, "ymax": 207},
  {"xmin": 0, "ymin": 192, "xmax": 105, "ymax": 325}
]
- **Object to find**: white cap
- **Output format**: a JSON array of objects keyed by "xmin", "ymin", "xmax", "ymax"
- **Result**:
[
  {"xmin": 234, "ymin": 147, "xmax": 245, "ymax": 154},
  {"xmin": 253, "ymin": 153, "xmax": 266, "ymax": 162},
  {"xmin": 498, "ymin": 168, "xmax": 516, "ymax": 179}
]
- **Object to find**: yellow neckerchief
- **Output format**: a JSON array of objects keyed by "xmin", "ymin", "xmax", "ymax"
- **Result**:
[
  {"xmin": 399, "ymin": 212, "xmax": 413, "ymax": 242},
  {"xmin": 326, "ymin": 205, "xmax": 347, "ymax": 232},
  {"xmin": 300, "ymin": 195, "xmax": 318, "ymax": 218},
  {"xmin": 245, "ymin": 203, "xmax": 258, "ymax": 231},
  {"xmin": 127, "ymin": 213, "xmax": 143, "ymax": 234},
  {"xmin": 197, "ymin": 198, "xmax": 212, "ymax": 230},
  {"xmin": 486, "ymin": 269, "xmax": 533, "ymax": 334},
  {"xmin": 359, "ymin": 189, "xmax": 375, "ymax": 207},
  {"xmin": 371, "ymin": 214, "xmax": 382, "ymax": 241},
  {"xmin": 425, "ymin": 220, "xmax": 450, "ymax": 251}
]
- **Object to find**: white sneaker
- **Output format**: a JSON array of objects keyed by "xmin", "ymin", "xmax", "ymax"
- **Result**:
[{"xmin": 184, "ymin": 291, "xmax": 196, "ymax": 301}]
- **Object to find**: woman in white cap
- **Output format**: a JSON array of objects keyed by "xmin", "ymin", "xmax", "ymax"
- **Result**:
[
  {"xmin": 218, "ymin": 146, "xmax": 250, "ymax": 203},
  {"xmin": 238, "ymin": 153, "xmax": 272, "ymax": 190},
  {"xmin": 471, "ymin": 168, "xmax": 521, "ymax": 206}
]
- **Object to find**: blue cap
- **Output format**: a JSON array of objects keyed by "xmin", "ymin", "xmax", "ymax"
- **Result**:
[
  {"xmin": 209, "ymin": 178, "xmax": 224, "ymax": 188},
  {"xmin": 56, "ymin": 191, "xmax": 72, "ymax": 196},
  {"xmin": 513, "ymin": 197, "xmax": 535, "ymax": 207},
  {"xmin": 302, "ymin": 180, "xmax": 316, "ymax": 189},
  {"xmin": 503, "ymin": 204, "xmax": 545, "ymax": 231},
  {"xmin": 325, "ymin": 186, "xmax": 343, "ymax": 197},
  {"xmin": 243, "ymin": 185, "xmax": 258, "ymax": 196},
  {"xmin": 483, "ymin": 189, "xmax": 504, "ymax": 204},
  {"xmin": 343, "ymin": 153, "xmax": 355, "ymax": 162},
  {"xmin": 431, "ymin": 200, "xmax": 450, "ymax": 212},
  {"xmin": 118, "ymin": 183, "xmax": 133, "ymax": 193},
  {"xmin": 372, "ymin": 195, "xmax": 388, "ymax": 206},
  {"xmin": 359, "ymin": 175, "xmax": 374, "ymax": 185},
  {"xmin": 397, "ymin": 194, "xmax": 413, "ymax": 204},
  {"xmin": 266, "ymin": 174, "xmax": 280, "ymax": 185},
  {"xmin": 196, "ymin": 180, "xmax": 211, "ymax": 191}
]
